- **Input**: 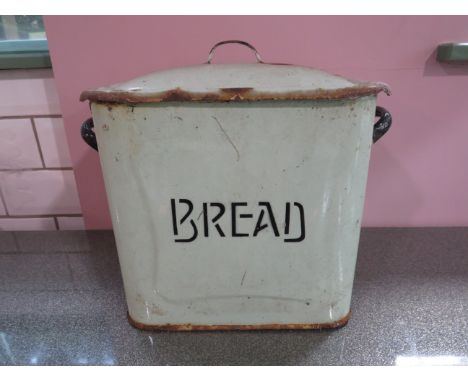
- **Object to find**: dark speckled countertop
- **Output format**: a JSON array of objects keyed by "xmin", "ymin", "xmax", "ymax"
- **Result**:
[{"xmin": 0, "ymin": 228, "xmax": 467, "ymax": 366}]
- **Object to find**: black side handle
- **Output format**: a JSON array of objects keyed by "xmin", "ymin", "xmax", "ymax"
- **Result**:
[
  {"xmin": 81, "ymin": 117, "xmax": 98, "ymax": 151},
  {"xmin": 373, "ymin": 106, "xmax": 392, "ymax": 143}
]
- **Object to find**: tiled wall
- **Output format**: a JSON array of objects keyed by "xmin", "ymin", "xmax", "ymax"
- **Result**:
[{"xmin": 0, "ymin": 69, "xmax": 84, "ymax": 231}]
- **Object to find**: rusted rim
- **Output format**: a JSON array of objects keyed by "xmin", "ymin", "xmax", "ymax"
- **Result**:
[
  {"xmin": 80, "ymin": 83, "xmax": 390, "ymax": 105},
  {"xmin": 127, "ymin": 311, "xmax": 351, "ymax": 331}
]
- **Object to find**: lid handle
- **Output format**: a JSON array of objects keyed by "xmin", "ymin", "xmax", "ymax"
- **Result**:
[{"xmin": 206, "ymin": 40, "xmax": 264, "ymax": 64}]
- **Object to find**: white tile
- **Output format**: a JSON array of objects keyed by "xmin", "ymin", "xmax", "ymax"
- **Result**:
[
  {"xmin": 0, "ymin": 69, "xmax": 61, "ymax": 117},
  {"xmin": 0, "ymin": 119, "xmax": 43, "ymax": 169},
  {"xmin": 1, "ymin": 170, "xmax": 82, "ymax": 215},
  {"xmin": 34, "ymin": 118, "xmax": 72, "ymax": 167}
]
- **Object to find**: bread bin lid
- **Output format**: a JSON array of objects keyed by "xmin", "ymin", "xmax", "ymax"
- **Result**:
[{"xmin": 80, "ymin": 40, "xmax": 390, "ymax": 104}]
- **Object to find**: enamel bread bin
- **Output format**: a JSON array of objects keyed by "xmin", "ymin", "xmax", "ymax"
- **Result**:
[{"xmin": 80, "ymin": 41, "xmax": 392, "ymax": 330}]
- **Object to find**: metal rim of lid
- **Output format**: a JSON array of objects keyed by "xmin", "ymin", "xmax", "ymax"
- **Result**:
[{"xmin": 80, "ymin": 81, "xmax": 390, "ymax": 104}]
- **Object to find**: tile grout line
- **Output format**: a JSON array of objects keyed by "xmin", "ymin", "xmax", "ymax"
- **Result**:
[
  {"xmin": 53, "ymin": 216, "xmax": 60, "ymax": 231},
  {"xmin": 0, "ymin": 167, "xmax": 74, "ymax": 172},
  {"xmin": 0, "ymin": 214, "xmax": 82, "ymax": 219},
  {"xmin": 0, "ymin": 184, "xmax": 10, "ymax": 216},
  {"xmin": 30, "ymin": 118, "xmax": 46, "ymax": 168},
  {"xmin": 0, "ymin": 114, "xmax": 62, "ymax": 120}
]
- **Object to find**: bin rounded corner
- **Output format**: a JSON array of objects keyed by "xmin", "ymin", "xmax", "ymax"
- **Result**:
[{"xmin": 127, "ymin": 310, "xmax": 351, "ymax": 331}]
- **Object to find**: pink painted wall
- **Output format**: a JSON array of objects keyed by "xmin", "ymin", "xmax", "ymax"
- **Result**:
[{"xmin": 44, "ymin": 16, "xmax": 468, "ymax": 229}]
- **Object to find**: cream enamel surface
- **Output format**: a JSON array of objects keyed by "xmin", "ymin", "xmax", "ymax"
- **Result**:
[{"xmin": 91, "ymin": 97, "xmax": 376, "ymax": 326}]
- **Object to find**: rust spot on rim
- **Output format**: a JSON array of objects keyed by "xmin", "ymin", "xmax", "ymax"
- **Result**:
[
  {"xmin": 127, "ymin": 311, "xmax": 351, "ymax": 331},
  {"xmin": 80, "ymin": 84, "xmax": 390, "ymax": 105},
  {"xmin": 220, "ymin": 87, "xmax": 254, "ymax": 94},
  {"xmin": 218, "ymin": 87, "xmax": 254, "ymax": 101}
]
